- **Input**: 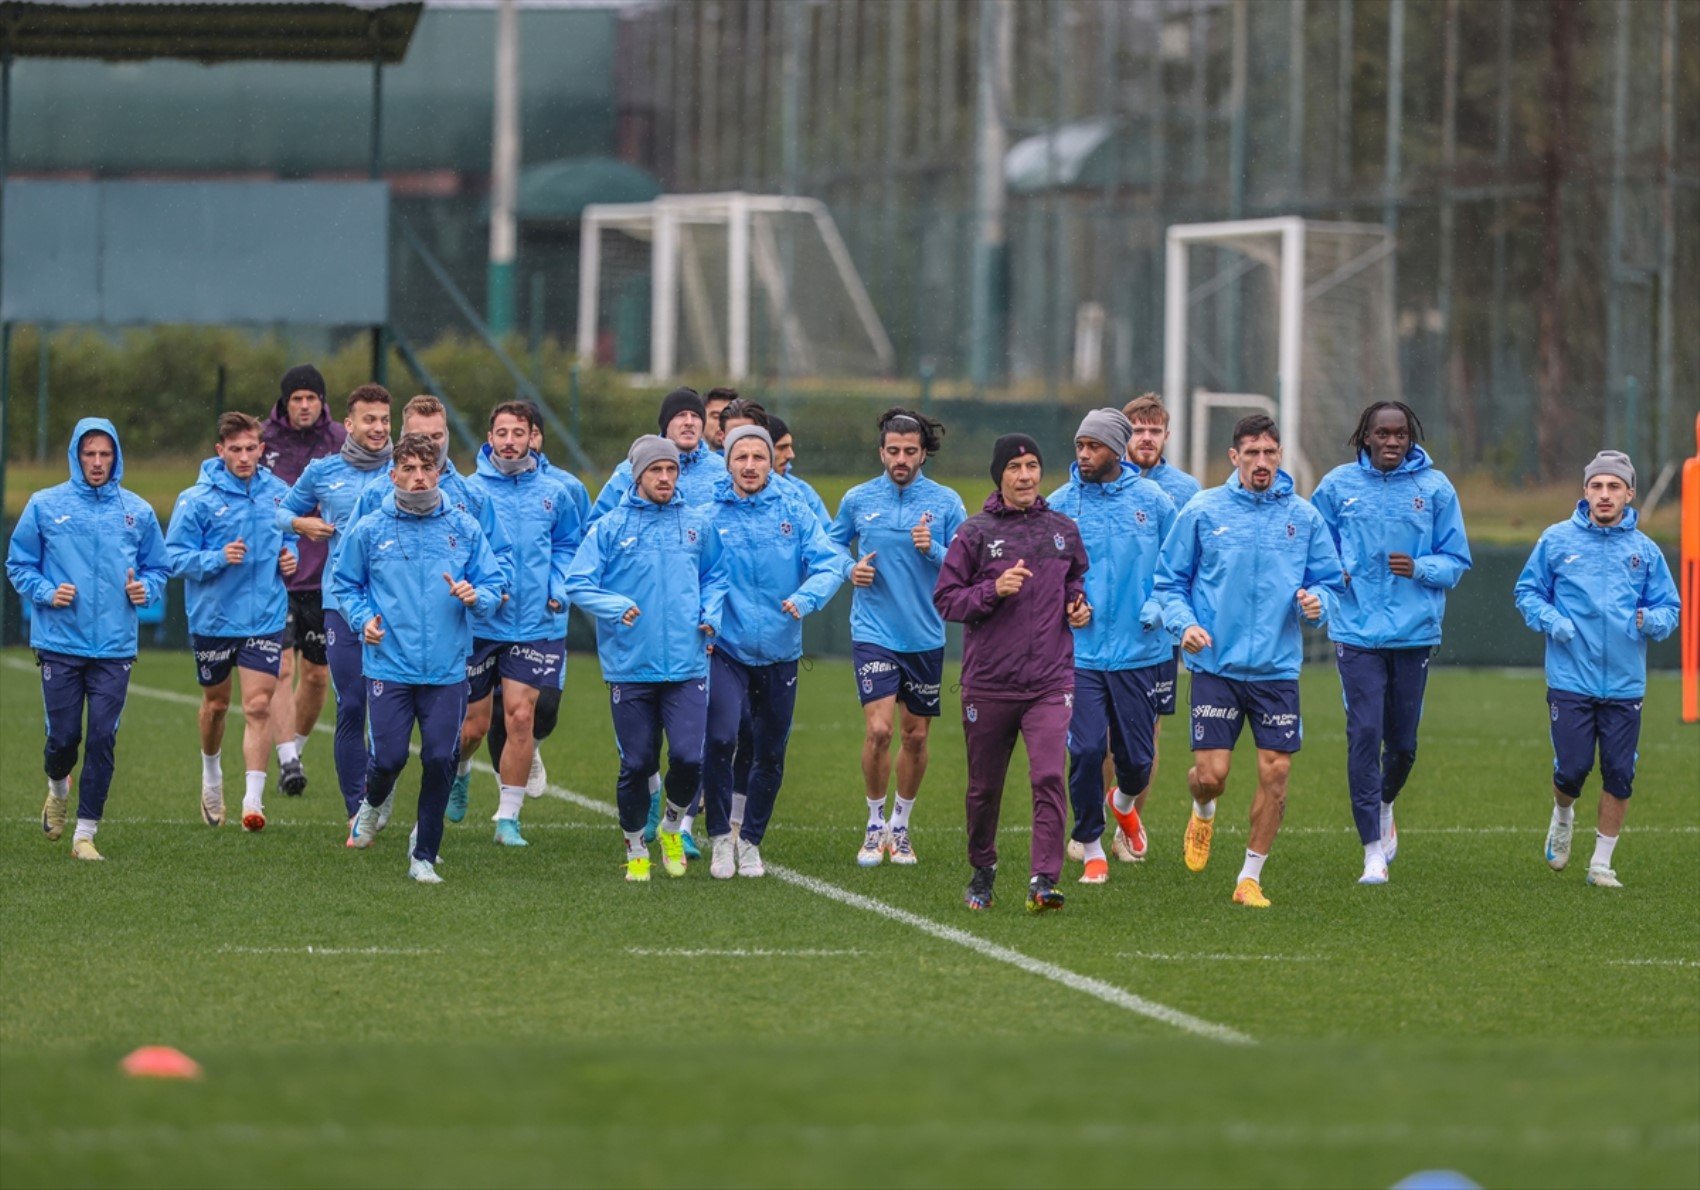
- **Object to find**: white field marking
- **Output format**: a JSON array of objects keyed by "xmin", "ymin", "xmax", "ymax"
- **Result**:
[
  {"xmin": 626, "ymin": 947, "xmax": 866, "ymax": 958},
  {"xmin": 217, "ymin": 945, "xmax": 440, "ymax": 956},
  {"xmin": 1117, "ymin": 951, "xmax": 1329, "ymax": 963},
  {"xmin": 1608, "ymin": 958, "xmax": 1700, "ymax": 969}
]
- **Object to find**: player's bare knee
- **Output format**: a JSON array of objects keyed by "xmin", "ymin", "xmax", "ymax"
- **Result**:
[
  {"xmin": 866, "ymin": 722, "xmax": 895, "ymax": 751},
  {"xmin": 899, "ymin": 723, "xmax": 928, "ymax": 753}
]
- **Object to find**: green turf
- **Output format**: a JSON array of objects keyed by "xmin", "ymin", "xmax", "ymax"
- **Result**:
[{"xmin": 2, "ymin": 651, "xmax": 1696, "ymax": 1188}]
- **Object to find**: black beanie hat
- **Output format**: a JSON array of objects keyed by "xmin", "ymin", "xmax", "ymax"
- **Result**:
[
  {"xmin": 990, "ymin": 433, "xmax": 1043, "ymax": 484},
  {"xmin": 657, "ymin": 386, "xmax": 706, "ymax": 434},
  {"xmin": 280, "ymin": 364, "xmax": 327, "ymax": 402}
]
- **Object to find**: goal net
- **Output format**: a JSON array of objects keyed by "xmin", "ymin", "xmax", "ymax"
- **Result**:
[
  {"xmin": 578, "ymin": 193, "xmax": 895, "ymax": 382},
  {"xmin": 1163, "ymin": 218, "xmax": 1400, "ymax": 490}
]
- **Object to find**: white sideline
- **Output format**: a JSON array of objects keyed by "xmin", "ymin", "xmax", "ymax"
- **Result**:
[
  {"xmin": 1118, "ymin": 951, "xmax": 1328, "ymax": 963},
  {"xmin": 219, "ymin": 945, "xmax": 439, "ymax": 956},
  {"xmin": 627, "ymin": 947, "xmax": 865, "ymax": 958}
]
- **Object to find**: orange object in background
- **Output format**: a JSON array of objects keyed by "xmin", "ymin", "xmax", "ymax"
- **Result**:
[
  {"xmin": 1682, "ymin": 413, "xmax": 1700, "ymax": 724},
  {"xmin": 119, "ymin": 1045, "xmax": 202, "ymax": 1080}
]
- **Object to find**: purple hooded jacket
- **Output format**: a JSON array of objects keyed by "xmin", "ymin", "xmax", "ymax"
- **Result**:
[
  {"xmin": 261, "ymin": 394, "xmax": 346, "ymax": 593},
  {"xmin": 933, "ymin": 492, "xmax": 1088, "ymax": 699}
]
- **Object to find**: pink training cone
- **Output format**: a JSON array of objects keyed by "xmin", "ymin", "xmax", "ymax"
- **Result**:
[{"xmin": 120, "ymin": 1046, "xmax": 202, "ymax": 1080}]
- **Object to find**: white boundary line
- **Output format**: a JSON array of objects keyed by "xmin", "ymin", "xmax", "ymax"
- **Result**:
[
  {"xmin": 1117, "ymin": 951, "xmax": 1329, "ymax": 963},
  {"xmin": 218, "ymin": 945, "xmax": 440, "ymax": 956},
  {"xmin": 626, "ymin": 947, "xmax": 865, "ymax": 958}
]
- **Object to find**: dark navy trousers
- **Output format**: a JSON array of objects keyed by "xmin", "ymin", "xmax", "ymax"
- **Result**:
[
  {"xmin": 1336, "ymin": 644, "xmax": 1431, "ymax": 844},
  {"xmin": 1066, "ymin": 666, "xmax": 1162, "ymax": 843},
  {"xmin": 38, "ymin": 650, "xmax": 133, "ymax": 822},
  {"xmin": 610, "ymin": 679, "xmax": 708, "ymax": 834},
  {"xmin": 703, "ymin": 651, "xmax": 799, "ymax": 843},
  {"xmin": 363, "ymin": 679, "xmax": 467, "ymax": 863},
  {"xmin": 324, "ymin": 609, "xmax": 368, "ymax": 816}
]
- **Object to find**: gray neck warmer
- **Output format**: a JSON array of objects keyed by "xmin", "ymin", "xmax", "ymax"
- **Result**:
[
  {"xmin": 341, "ymin": 435, "xmax": 394, "ymax": 471},
  {"xmin": 490, "ymin": 450, "xmax": 537, "ymax": 478},
  {"xmin": 393, "ymin": 487, "xmax": 442, "ymax": 516}
]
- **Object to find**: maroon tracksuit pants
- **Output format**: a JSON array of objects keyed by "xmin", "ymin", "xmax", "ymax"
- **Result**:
[{"xmin": 962, "ymin": 689, "xmax": 1071, "ymax": 882}]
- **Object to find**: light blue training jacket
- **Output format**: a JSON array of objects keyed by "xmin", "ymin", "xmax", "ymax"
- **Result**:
[
  {"xmin": 563, "ymin": 485, "xmax": 728, "ymax": 683},
  {"xmin": 165, "ymin": 457, "xmax": 299, "ymax": 638},
  {"xmin": 6, "ymin": 418, "xmax": 172, "ymax": 659},
  {"xmin": 1129, "ymin": 456, "xmax": 1202, "ymax": 511},
  {"xmin": 1513, "ymin": 502, "xmax": 1680, "ymax": 700},
  {"xmin": 703, "ymin": 474, "xmax": 851, "ymax": 666},
  {"xmin": 276, "ymin": 450, "xmax": 393, "ymax": 614},
  {"xmin": 1311, "ymin": 445, "xmax": 1473, "ymax": 649},
  {"xmin": 589, "ymin": 440, "xmax": 727, "ymax": 521},
  {"xmin": 330, "ymin": 492, "xmax": 506, "ymax": 687},
  {"xmin": 827, "ymin": 471, "xmax": 967, "ymax": 654},
  {"xmin": 468, "ymin": 446, "xmax": 591, "ymax": 642},
  {"xmin": 1154, "ymin": 469, "xmax": 1345, "ymax": 681},
  {"xmin": 1047, "ymin": 461, "xmax": 1177, "ymax": 672}
]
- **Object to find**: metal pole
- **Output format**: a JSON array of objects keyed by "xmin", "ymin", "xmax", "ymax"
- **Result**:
[
  {"xmin": 528, "ymin": 269, "xmax": 545, "ymax": 368},
  {"xmin": 1045, "ymin": 0, "xmax": 1063, "ymax": 400},
  {"xmin": 1657, "ymin": 0, "xmax": 1677, "ymax": 468},
  {"xmin": 215, "ymin": 364, "xmax": 228, "ymax": 419},
  {"xmin": 370, "ymin": 48, "xmax": 387, "ymax": 384},
  {"xmin": 1381, "ymin": 0, "xmax": 1403, "ymax": 393},
  {"xmin": 35, "ymin": 326, "xmax": 48, "ymax": 461},
  {"xmin": 1490, "ymin": 0, "xmax": 1513, "ymax": 472},
  {"xmin": 1288, "ymin": 0, "xmax": 1306, "ymax": 201},
  {"xmin": 1, "ymin": 49, "xmax": 11, "ymax": 641},
  {"xmin": 779, "ymin": 0, "xmax": 802, "ymax": 401},
  {"xmin": 1437, "ymin": 0, "xmax": 1458, "ymax": 459},
  {"xmin": 1224, "ymin": 0, "xmax": 1247, "ymax": 393},
  {"xmin": 1336, "ymin": 0, "xmax": 1353, "ymax": 192},
  {"xmin": 968, "ymin": 0, "xmax": 1011, "ymax": 391},
  {"xmin": 1604, "ymin": 0, "xmax": 1629, "ymax": 451},
  {"xmin": 883, "ymin": 0, "xmax": 905, "ymax": 345},
  {"xmin": 487, "ymin": 0, "xmax": 520, "ymax": 337}
]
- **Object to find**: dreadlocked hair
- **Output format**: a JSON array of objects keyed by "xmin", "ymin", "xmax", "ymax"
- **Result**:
[{"xmin": 1348, "ymin": 401, "xmax": 1424, "ymax": 453}]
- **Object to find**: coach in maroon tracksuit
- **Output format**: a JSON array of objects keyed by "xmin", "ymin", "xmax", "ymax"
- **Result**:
[{"xmin": 934, "ymin": 434, "xmax": 1090, "ymax": 914}]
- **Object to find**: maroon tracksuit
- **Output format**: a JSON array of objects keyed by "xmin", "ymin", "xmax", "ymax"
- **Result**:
[
  {"xmin": 933, "ymin": 493, "xmax": 1088, "ymax": 881},
  {"xmin": 260, "ymin": 395, "xmax": 346, "ymax": 594}
]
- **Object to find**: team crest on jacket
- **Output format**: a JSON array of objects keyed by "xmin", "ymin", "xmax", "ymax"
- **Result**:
[
  {"xmin": 1053, "ymin": 533, "xmax": 1066, "ymax": 551},
  {"xmin": 780, "ymin": 521, "xmax": 793, "ymax": 536},
  {"xmin": 542, "ymin": 498, "xmax": 554, "ymax": 512},
  {"xmin": 966, "ymin": 704, "xmax": 978, "ymax": 724},
  {"xmin": 447, "ymin": 535, "xmax": 458, "ymax": 551},
  {"xmin": 1135, "ymin": 509, "xmax": 1147, "ymax": 525},
  {"xmin": 1413, "ymin": 496, "xmax": 1425, "ymax": 512},
  {"xmin": 1630, "ymin": 554, "xmax": 1642, "ymax": 569},
  {"xmin": 686, "ymin": 528, "xmax": 698, "ymax": 544},
  {"xmin": 1286, "ymin": 523, "xmax": 1296, "ymax": 537},
  {"xmin": 124, "ymin": 513, "xmax": 136, "ymax": 528}
]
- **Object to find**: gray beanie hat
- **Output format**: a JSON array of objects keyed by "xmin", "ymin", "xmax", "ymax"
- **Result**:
[
  {"xmin": 723, "ymin": 424, "xmax": 774, "ymax": 460},
  {"xmin": 628, "ymin": 433, "xmax": 681, "ymax": 480},
  {"xmin": 1075, "ymin": 408, "xmax": 1134, "ymax": 459},
  {"xmin": 1583, "ymin": 449, "xmax": 1635, "ymax": 490}
]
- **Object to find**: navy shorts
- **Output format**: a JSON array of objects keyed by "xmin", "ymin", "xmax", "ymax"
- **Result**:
[
  {"xmin": 282, "ymin": 591, "xmax": 328, "ymax": 667},
  {"xmin": 468, "ymin": 637, "xmax": 567, "ymax": 702},
  {"xmin": 1189, "ymin": 671, "xmax": 1302, "ymax": 754},
  {"xmin": 190, "ymin": 632, "xmax": 284, "ymax": 687},
  {"xmin": 851, "ymin": 642, "xmax": 943, "ymax": 718},
  {"xmin": 1548, "ymin": 688, "xmax": 1642, "ymax": 799},
  {"xmin": 1152, "ymin": 647, "xmax": 1181, "ymax": 716}
]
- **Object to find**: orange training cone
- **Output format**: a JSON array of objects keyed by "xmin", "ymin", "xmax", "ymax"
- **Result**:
[{"xmin": 120, "ymin": 1046, "xmax": 203, "ymax": 1080}]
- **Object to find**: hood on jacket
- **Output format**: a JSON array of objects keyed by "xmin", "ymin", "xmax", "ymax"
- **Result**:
[
  {"xmin": 1355, "ymin": 443, "xmax": 1433, "ymax": 478},
  {"xmin": 194, "ymin": 455, "xmax": 270, "ymax": 497},
  {"xmin": 67, "ymin": 417, "xmax": 125, "ymax": 494},
  {"xmin": 1570, "ymin": 499, "xmax": 1639, "ymax": 535},
  {"xmin": 1064, "ymin": 460, "xmax": 1140, "ymax": 494},
  {"xmin": 712, "ymin": 474, "xmax": 782, "ymax": 505},
  {"xmin": 1226, "ymin": 468, "xmax": 1295, "ymax": 503}
]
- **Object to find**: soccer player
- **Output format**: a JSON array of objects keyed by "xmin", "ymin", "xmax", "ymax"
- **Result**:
[
  {"xmin": 565, "ymin": 435, "xmax": 727, "ymax": 881},
  {"xmin": 165, "ymin": 412, "xmax": 300, "ymax": 833},
  {"xmin": 332, "ymin": 432, "xmax": 506, "ymax": 883},
  {"xmin": 1153, "ymin": 414, "xmax": 1344, "ymax": 908},
  {"xmin": 589, "ymin": 387, "xmax": 727, "ymax": 519},
  {"xmin": 452, "ymin": 402, "xmax": 589, "ymax": 845},
  {"xmin": 1513, "ymin": 450, "xmax": 1679, "ymax": 889},
  {"xmin": 829, "ymin": 407, "xmax": 967, "ymax": 867},
  {"xmin": 703, "ymin": 386, "xmax": 738, "ymax": 453},
  {"xmin": 1048, "ymin": 409, "xmax": 1177, "ymax": 885},
  {"xmin": 1312, "ymin": 402, "xmax": 1473, "ymax": 884},
  {"xmin": 700, "ymin": 425, "xmax": 850, "ymax": 878},
  {"xmin": 260, "ymin": 364, "xmax": 344, "ymax": 797},
  {"xmin": 277, "ymin": 384, "xmax": 394, "ymax": 825},
  {"xmin": 6, "ymin": 418, "xmax": 171, "ymax": 860},
  {"xmin": 934, "ymin": 434, "xmax": 1090, "ymax": 912},
  {"xmin": 767, "ymin": 414, "xmax": 832, "ymax": 526}
]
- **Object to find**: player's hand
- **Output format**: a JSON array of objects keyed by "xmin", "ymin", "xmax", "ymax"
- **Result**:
[
  {"xmin": 851, "ymin": 550, "xmax": 877, "ymax": 588},
  {"xmin": 51, "ymin": 583, "xmax": 76, "ymax": 608},
  {"xmin": 1181, "ymin": 625, "xmax": 1212, "ymax": 654},
  {"xmin": 278, "ymin": 548, "xmax": 297, "ymax": 577},
  {"xmin": 1388, "ymin": 552, "xmax": 1415, "ymax": 578},
  {"xmin": 781, "ymin": 599, "xmax": 803, "ymax": 620},
  {"xmin": 621, "ymin": 605, "xmax": 641, "ymax": 627},
  {"xmin": 1066, "ymin": 594, "xmax": 1092, "ymax": 628},
  {"xmin": 443, "ymin": 572, "xmax": 477, "ymax": 607},
  {"xmin": 223, "ymin": 537, "xmax": 247, "ymax": 565},
  {"xmin": 1296, "ymin": 588, "xmax": 1323, "ymax": 622},
  {"xmin": 363, "ymin": 614, "xmax": 385, "ymax": 645},
  {"xmin": 1550, "ymin": 616, "xmax": 1577, "ymax": 644},
  {"xmin": 911, "ymin": 514, "xmax": 933, "ymax": 555},
  {"xmin": 293, "ymin": 516, "xmax": 335, "ymax": 542},
  {"xmin": 995, "ymin": 560, "xmax": 1031, "ymax": 598},
  {"xmin": 547, "ymin": 598, "xmax": 563, "ymax": 612},
  {"xmin": 124, "ymin": 568, "xmax": 146, "ymax": 606},
  {"xmin": 699, "ymin": 622, "xmax": 715, "ymax": 653},
  {"xmin": 1636, "ymin": 608, "xmax": 1645, "ymax": 631}
]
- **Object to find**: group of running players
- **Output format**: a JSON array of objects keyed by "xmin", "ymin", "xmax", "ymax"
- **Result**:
[{"xmin": 7, "ymin": 369, "xmax": 1680, "ymax": 911}]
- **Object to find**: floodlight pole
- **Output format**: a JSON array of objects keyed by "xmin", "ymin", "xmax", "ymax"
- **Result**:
[
  {"xmin": 487, "ymin": 0, "xmax": 519, "ymax": 337},
  {"xmin": 369, "ymin": 43, "xmax": 387, "ymax": 386}
]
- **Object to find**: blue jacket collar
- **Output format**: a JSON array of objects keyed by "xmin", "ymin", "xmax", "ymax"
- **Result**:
[
  {"xmin": 1227, "ymin": 468, "xmax": 1295, "ymax": 503},
  {"xmin": 875, "ymin": 469, "xmax": 927, "ymax": 497},
  {"xmin": 622, "ymin": 482, "xmax": 684, "ymax": 511},
  {"xmin": 714, "ymin": 474, "xmax": 781, "ymax": 506},
  {"xmin": 1570, "ymin": 500, "xmax": 1638, "ymax": 535},
  {"xmin": 1355, "ymin": 444, "xmax": 1432, "ymax": 477},
  {"xmin": 1068, "ymin": 460, "xmax": 1138, "ymax": 493}
]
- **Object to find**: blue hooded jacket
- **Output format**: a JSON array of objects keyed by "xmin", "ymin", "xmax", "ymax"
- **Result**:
[
  {"xmin": 703, "ymin": 475, "xmax": 851, "ymax": 666},
  {"xmin": 590, "ymin": 439, "xmax": 727, "ymax": 520},
  {"xmin": 276, "ymin": 450, "xmax": 393, "ymax": 614},
  {"xmin": 1311, "ymin": 445, "xmax": 1473, "ymax": 649},
  {"xmin": 1129, "ymin": 457, "xmax": 1202, "ymax": 511},
  {"xmin": 469, "ymin": 446, "xmax": 591, "ymax": 643},
  {"xmin": 330, "ymin": 492, "xmax": 506, "ymax": 686},
  {"xmin": 563, "ymin": 485, "xmax": 728, "ymax": 683},
  {"xmin": 828, "ymin": 471, "xmax": 967, "ymax": 653},
  {"xmin": 1513, "ymin": 503, "xmax": 1680, "ymax": 700},
  {"xmin": 165, "ymin": 457, "xmax": 299, "ymax": 638},
  {"xmin": 7, "ymin": 418, "xmax": 172, "ymax": 659},
  {"xmin": 1047, "ymin": 462, "xmax": 1177, "ymax": 672},
  {"xmin": 1154, "ymin": 469, "xmax": 1345, "ymax": 681}
]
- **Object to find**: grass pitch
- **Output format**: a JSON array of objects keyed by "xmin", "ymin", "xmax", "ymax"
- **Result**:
[{"xmin": 1, "ymin": 650, "xmax": 1695, "ymax": 1188}]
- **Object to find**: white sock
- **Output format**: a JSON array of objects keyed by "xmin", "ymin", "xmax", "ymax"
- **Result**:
[
  {"xmin": 1237, "ymin": 849, "xmax": 1267, "ymax": 884},
  {"xmin": 74, "ymin": 818, "xmax": 98, "ymax": 842},
  {"xmin": 661, "ymin": 800, "xmax": 687, "ymax": 833},
  {"xmin": 890, "ymin": 795, "xmax": 916, "ymax": 830},
  {"xmin": 730, "ymin": 793, "xmax": 748, "ymax": 824},
  {"xmin": 623, "ymin": 829, "xmax": 647, "ymax": 858},
  {"xmin": 866, "ymin": 795, "xmax": 889, "ymax": 828},
  {"xmin": 680, "ymin": 813, "xmax": 696, "ymax": 836},
  {"xmin": 1553, "ymin": 802, "xmax": 1575, "ymax": 826},
  {"xmin": 497, "ymin": 784, "xmax": 525, "ymax": 820},
  {"xmin": 456, "ymin": 758, "xmax": 475, "ymax": 778},
  {"xmin": 201, "ymin": 752, "xmax": 222, "ymax": 785},
  {"xmin": 292, "ymin": 733, "xmax": 310, "ymax": 753},
  {"xmin": 648, "ymin": 772, "xmax": 664, "ymax": 795},
  {"xmin": 48, "ymin": 776, "xmax": 70, "ymax": 801},
  {"xmin": 1113, "ymin": 788, "xmax": 1138, "ymax": 816},
  {"xmin": 243, "ymin": 771, "xmax": 266, "ymax": 812},
  {"xmin": 1084, "ymin": 837, "xmax": 1107, "ymax": 863},
  {"xmin": 1194, "ymin": 798, "xmax": 1217, "ymax": 821},
  {"xmin": 1379, "ymin": 802, "xmax": 1395, "ymax": 835},
  {"xmin": 1590, "ymin": 832, "xmax": 1619, "ymax": 870},
  {"xmin": 1364, "ymin": 841, "xmax": 1386, "ymax": 869},
  {"xmin": 277, "ymin": 740, "xmax": 300, "ymax": 765}
]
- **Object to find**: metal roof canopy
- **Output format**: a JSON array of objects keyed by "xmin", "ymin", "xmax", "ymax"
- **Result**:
[{"xmin": 0, "ymin": 1, "xmax": 423, "ymax": 63}]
